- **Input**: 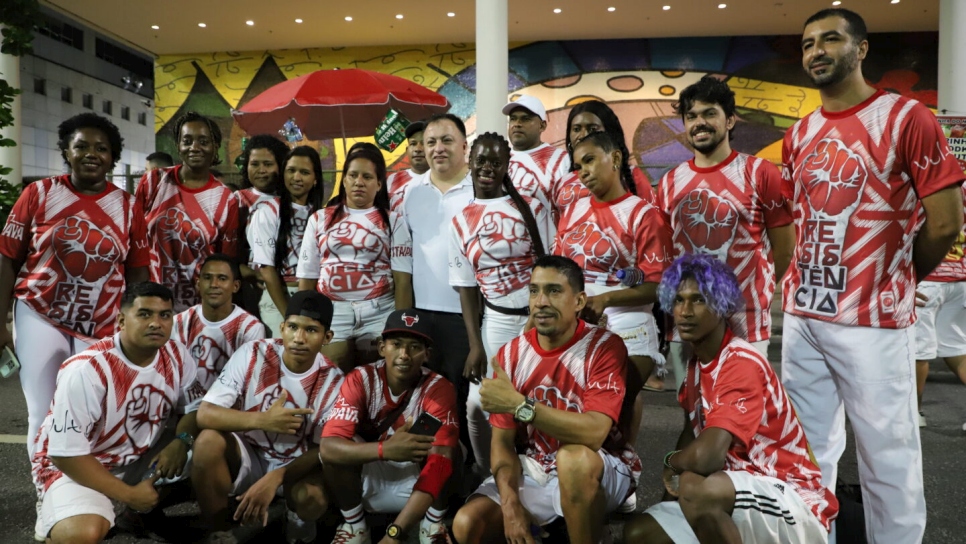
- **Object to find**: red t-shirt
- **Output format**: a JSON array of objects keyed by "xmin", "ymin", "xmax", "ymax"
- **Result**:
[
  {"xmin": 781, "ymin": 90, "xmax": 964, "ymax": 327},
  {"xmin": 0, "ymin": 176, "xmax": 149, "ymax": 340},
  {"xmin": 553, "ymin": 168, "xmax": 656, "ymax": 225}
]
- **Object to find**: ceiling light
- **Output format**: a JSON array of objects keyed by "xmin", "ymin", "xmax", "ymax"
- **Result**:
[
  {"xmin": 832, "ymin": 1, "xmax": 841, "ymax": 4},
  {"xmin": 295, "ymin": 18, "xmax": 303, "ymax": 23},
  {"xmin": 447, "ymin": 12, "xmax": 455, "ymax": 17},
  {"xmin": 198, "ymin": 22, "xmax": 206, "ymax": 28},
  {"xmin": 345, "ymin": 16, "xmax": 353, "ymax": 21},
  {"xmin": 151, "ymin": 25, "xmax": 159, "ymax": 30},
  {"xmin": 245, "ymin": 20, "xmax": 254, "ymax": 26},
  {"xmin": 553, "ymin": 8, "xmax": 562, "ymax": 13},
  {"xmin": 395, "ymin": 14, "xmax": 403, "ymax": 19},
  {"xmin": 891, "ymin": 0, "xmax": 899, "ymax": 3},
  {"xmin": 607, "ymin": 7, "xmax": 616, "ymax": 11},
  {"xmin": 663, "ymin": 5, "xmax": 671, "ymax": 10},
  {"xmin": 718, "ymin": 3, "xmax": 727, "ymax": 8}
]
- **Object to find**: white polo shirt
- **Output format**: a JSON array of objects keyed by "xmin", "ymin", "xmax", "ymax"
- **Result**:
[{"xmin": 400, "ymin": 170, "xmax": 473, "ymax": 312}]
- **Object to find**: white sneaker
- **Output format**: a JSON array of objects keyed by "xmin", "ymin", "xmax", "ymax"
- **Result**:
[
  {"xmin": 286, "ymin": 509, "xmax": 316, "ymax": 544},
  {"xmin": 34, "ymin": 499, "xmax": 44, "ymax": 542},
  {"xmin": 617, "ymin": 492, "xmax": 638, "ymax": 514},
  {"xmin": 918, "ymin": 412, "xmax": 927, "ymax": 427},
  {"xmin": 332, "ymin": 521, "xmax": 371, "ymax": 544},
  {"xmin": 419, "ymin": 520, "xmax": 454, "ymax": 544}
]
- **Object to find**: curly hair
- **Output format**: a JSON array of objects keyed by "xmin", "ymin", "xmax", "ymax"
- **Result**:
[
  {"xmin": 173, "ymin": 111, "xmax": 223, "ymax": 166},
  {"xmin": 674, "ymin": 75, "xmax": 737, "ymax": 140},
  {"xmin": 658, "ymin": 254, "xmax": 744, "ymax": 318},
  {"xmin": 564, "ymin": 100, "xmax": 636, "ymax": 195},
  {"xmin": 57, "ymin": 113, "xmax": 124, "ymax": 169},
  {"xmin": 240, "ymin": 134, "xmax": 290, "ymax": 190}
]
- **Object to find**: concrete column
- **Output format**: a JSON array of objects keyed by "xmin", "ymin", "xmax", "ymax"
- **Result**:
[
  {"xmin": 938, "ymin": 0, "xmax": 966, "ymax": 114},
  {"xmin": 0, "ymin": 33, "xmax": 22, "ymax": 185},
  {"xmin": 475, "ymin": 0, "xmax": 509, "ymax": 137}
]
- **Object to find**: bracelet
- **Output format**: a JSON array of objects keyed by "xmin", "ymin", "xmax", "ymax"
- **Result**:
[
  {"xmin": 176, "ymin": 431, "xmax": 194, "ymax": 448},
  {"xmin": 663, "ymin": 450, "xmax": 681, "ymax": 473},
  {"xmin": 378, "ymin": 441, "xmax": 384, "ymax": 460}
]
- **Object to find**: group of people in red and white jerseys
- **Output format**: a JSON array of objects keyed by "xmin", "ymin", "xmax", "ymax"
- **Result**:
[{"xmin": 5, "ymin": 6, "xmax": 966, "ymax": 544}]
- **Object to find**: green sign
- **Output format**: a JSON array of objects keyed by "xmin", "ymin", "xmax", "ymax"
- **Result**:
[{"xmin": 375, "ymin": 109, "xmax": 410, "ymax": 152}]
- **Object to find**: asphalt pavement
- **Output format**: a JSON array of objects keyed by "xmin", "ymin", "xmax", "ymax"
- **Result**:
[{"xmin": 0, "ymin": 306, "xmax": 963, "ymax": 543}]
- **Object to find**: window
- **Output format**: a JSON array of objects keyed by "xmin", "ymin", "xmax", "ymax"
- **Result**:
[
  {"xmin": 37, "ymin": 16, "xmax": 84, "ymax": 50},
  {"xmin": 82, "ymin": 93, "xmax": 93, "ymax": 109},
  {"xmin": 33, "ymin": 78, "xmax": 46, "ymax": 95},
  {"xmin": 120, "ymin": 106, "xmax": 130, "ymax": 121},
  {"xmin": 95, "ymin": 38, "xmax": 153, "ymax": 80},
  {"xmin": 102, "ymin": 100, "xmax": 112, "ymax": 116},
  {"xmin": 61, "ymin": 87, "xmax": 72, "ymax": 103},
  {"xmin": 137, "ymin": 112, "xmax": 147, "ymax": 126}
]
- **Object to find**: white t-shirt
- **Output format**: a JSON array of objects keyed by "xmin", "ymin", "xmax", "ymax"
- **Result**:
[{"xmin": 250, "ymin": 200, "xmax": 312, "ymax": 282}]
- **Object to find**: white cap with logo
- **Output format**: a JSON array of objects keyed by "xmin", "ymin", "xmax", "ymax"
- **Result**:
[{"xmin": 502, "ymin": 95, "xmax": 548, "ymax": 122}]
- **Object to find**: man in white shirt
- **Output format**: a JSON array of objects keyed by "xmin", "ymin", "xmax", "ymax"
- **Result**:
[{"xmin": 503, "ymin": 95, "xmax": 570, "ymax": 210}]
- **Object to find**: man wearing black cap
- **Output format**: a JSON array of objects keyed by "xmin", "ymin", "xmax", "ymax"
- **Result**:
[
  {"xmin": 388, "ymin": 121, "xmax": 429, "ymax": 211},
  {"xmin": 192, "ymin": 290, "xmax": 344, "ymax": 544},
  {"xmin": 320, "ymin": 308, "xmax": 459, "ymax": 544}
]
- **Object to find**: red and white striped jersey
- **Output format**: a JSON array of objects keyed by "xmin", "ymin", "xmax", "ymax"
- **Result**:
[
  {"xmin": 388, "ymin": 169, "xmax": 417, "ymax": 212},
  {"xmin": 136, "ymin": 166, "xmax": 239, "ymax": 313},
  {"xmin": 0, "ymin": 176, "xmax": 149, "ymax": 341},
  {"xmin": 509, "ymin": 143, "xmax": 570, "ymax": 212},
  {"xmin": 553, "ymin": 169, "xmax": 657, "ymax": 224},
  {"xmin": 781, "ymin": 90, "xmax": 964, "ymax": 328},
  {"xmin": 491, "ymin": 321, "xmax": 641, "ymax": 488},
  {"xmin": 31, "ymin": 335, "xmax": 196, "ymax": 495},
  {"xmin": 322, "ymin": 361, "xmax": 458, "ymax": 448},
  {"xmin": 553, "ymin": 193, "xmax": 670, "ymax": 287},
  {"xmin": 203, "ymin": 339, "xmax": 343, "ymax": 470},
  {"xmin": 250, "ymin": 199, "xmax": 313, "ymax": 282},
  {"xmin": 449, "ymin": 195, "xmax": 554, "ymax": 299},
  {"xmin": 173, "ymin": 304, "xmax": 265, "ymax": 404},
  {"xmin": 657, "ymin": 151, "xmax": 792, "ymax": 342},
  {"xmin": 679, "ymin": 331, "xmax": 838, "ymax": 530},
  {"xmin": 924, "ymin": 185, "xmax": 966, "ymax": 282},
  {"xmin": 296, "ymin": 207, "xmax": 412, "ymax": 301}
]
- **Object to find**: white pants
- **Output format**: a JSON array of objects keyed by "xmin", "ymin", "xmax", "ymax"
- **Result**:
[
  {"xmin": 645, "ymin": 471, "xmax": 827, "ymax": 544},
  {"xmin": 913, "ymin": 281, "xmax": 966, "ymax": 360},
  {"xmin": 781, "ymin": 313, "xmax": 924, "ymax": 544},
  {"xmin": 14, "ymin": 300, "xmax": 92, "ymax": 460},
  {"xmin": 666, "ymin": 339, "xmax": 769, "ymax": 391},
  {"xmin": 467, "ymin": 289, "xmax": 529, "ymax": 472},
  {"xmin": 259, "ymin": 285, "xmax": 300, "ymax": 338}
]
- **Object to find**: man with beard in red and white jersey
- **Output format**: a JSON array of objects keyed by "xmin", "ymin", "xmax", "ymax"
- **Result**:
[
  {"xmin": 388, "ymin": 121, "xmax": 429, "ymax": 212},
  {"xmin": 32, "ymin": 282, "xmax": 200, "ymax": 544},
  {"xmin": 503, "ymin": 95, "xmax": 570, "ymax": 211},
  {"xmin": 453, "ymin": 256, "xmax": 639, "ymax": 544},
  {"xmin": 192, "ymin": 290, "xmax": 343, "ymax": 544},
  {"xmin": 173, "ymin": 254, "xmax": 265, "ymax": 405},
  {"xmin": 657, "ymin": 76, "xmax": 794, "ymax": 390},
  {"xmin": 320, "ymin": 309, "xmax": 459, "ymax": 544},
  {"xmin": 136, "ymin": 111, "xmax": 239, "ymax": 313},
  {"xmin": 625, "ymin": 254, "xmax": 837, "ymax": 544},
  {"xmin": 782, "ymin": 9, "xmax": 964, "ymax": 543}
]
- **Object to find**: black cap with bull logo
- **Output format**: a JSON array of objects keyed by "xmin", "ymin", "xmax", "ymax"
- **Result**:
[{"xmin": 381, "ymin": 308, "xmax": 434, "ymax": 346}]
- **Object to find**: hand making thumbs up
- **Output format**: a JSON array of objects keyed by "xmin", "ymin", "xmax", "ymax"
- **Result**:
[
  {"xmin": 480, "ymin": 363, "xmax": 526, "ymax": 415},
  {"xmin": 259, "ymin": 390, "xmax": 314, "ymax": 434}
]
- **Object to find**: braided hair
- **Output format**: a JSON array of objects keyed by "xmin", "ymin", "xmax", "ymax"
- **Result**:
[
  {"xmin": 274, "ymin": 146, "xmax": 324, "ymax": 271},
  {"xmin": 173, "ymin": 111, "xmax": 223, "ymax": 166},
  {"xmin": 564, "ymin": 101, "xmax": 635, "ymax": 194},
  {"xmin": 324, "ymin": 146, "xmax": 391, "ymax": 236},
  {"xmin": 472, "ymin": 132, "xmax": 546, "ymax": 257}
]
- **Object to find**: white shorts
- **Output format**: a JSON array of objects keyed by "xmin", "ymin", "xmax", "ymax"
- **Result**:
[
  {"xmin": 586, "ymin": 284, "xmax": 663, "ymax": 364},
  {"xmin": 330, "ymin": 294, "xmax": 395, "ymax": 350},
  {"xmin": 470, "ymin": 451, "xmax": 632, "ymax": 526},
  {"xmin": 645, "ymin": 471, "xmax": 827, "ymax": 544},
  {"xmin": 914, "ymin": 281, "xmax": 966, "ymax": 360},
  {"xmin": 360, "ymin": 460, "xmax": 421, "ymax": 513},
  {"xmin": 230, "ymin": 432, "xmax": 287, "ymax": 496}
]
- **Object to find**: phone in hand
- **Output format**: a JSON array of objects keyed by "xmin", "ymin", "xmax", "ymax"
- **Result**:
[
  {"xmin": 0, "ymin": 346, "xmax": 20, "ymax": 379},
  {"xmin": 410, "ymin": 412, "xmax": 442, "ymax": 437}
]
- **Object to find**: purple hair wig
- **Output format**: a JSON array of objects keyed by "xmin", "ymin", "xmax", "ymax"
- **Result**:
[{"xmin": 658, "ymin": 254, "xmax": 744, "ymax": 318}]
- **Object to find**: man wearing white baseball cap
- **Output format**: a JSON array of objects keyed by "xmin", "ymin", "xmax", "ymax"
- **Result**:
[{"xmin": 503, "ymin": 95, "xmax": 570, "ymax": 216}]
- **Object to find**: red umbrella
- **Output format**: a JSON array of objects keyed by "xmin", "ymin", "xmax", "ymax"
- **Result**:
[{"xmin": 231, "ymin": 68, "xmax": 450, "ymax": 141}]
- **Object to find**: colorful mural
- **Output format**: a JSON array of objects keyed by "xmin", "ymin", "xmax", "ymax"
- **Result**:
[{"xmin": 154, "ymin": 32, "xmax": 938, "ymax": 188}]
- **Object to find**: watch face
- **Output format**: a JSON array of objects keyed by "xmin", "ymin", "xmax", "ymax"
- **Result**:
[
  {"xmin": 518, "ymin": 405, "xmax": 535, "ymax": 422},
  {"xmin": 387, "ymin": 525, "xmax": 401, "ymax": 538}
]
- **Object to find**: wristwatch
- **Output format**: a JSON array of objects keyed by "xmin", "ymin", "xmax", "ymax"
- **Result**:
[
  {"xmin": 386, "ymin": 523, "xmax": 407, "ymax": 540},
  {"xmin": 513, "ymin": 397, "xmax": 537, "ymax": 423},
  {"xmin": 176, "ymin": 431, "xmax": 194, "ymax": 448}
]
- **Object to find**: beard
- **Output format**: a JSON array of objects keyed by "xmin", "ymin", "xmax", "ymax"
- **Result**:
[
  {"xmin": 806, "ymin": 47, "xmax": 859, "ymax": 88},
  {"xmin": 688, "ymin": 129, "xmax": 727, "ymax": 154}
]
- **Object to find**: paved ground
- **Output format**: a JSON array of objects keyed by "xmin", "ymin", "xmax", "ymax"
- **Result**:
[{"xmin": 0, "ymin": 306, "xmax": 964, "ymax": 543}]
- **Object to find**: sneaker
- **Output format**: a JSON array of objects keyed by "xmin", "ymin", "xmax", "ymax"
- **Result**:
[
  {"xmin": 419, "ymin": 520, "xmax": 454, "ymax": 544},
  {"xmin": 332, "ymin": 521, "xmax": 371, "ymax": 544},
  {"xmin": 286, "ymin": 509, "xmax": 316, "ymax": 544},
  {"xmin": 617, "ymin": 492, "xmax": 637, "ymax": 514},
  {"xmin": 34, "ymin": 499, "xmax": 44, "ymax": 542},
  {"xmin": 918, "ymin": 412, "xmax": 927, "ymax": 427},
  {"xmin": 205, "ymin": 529, "xmax": 240, "ymax": 544}
]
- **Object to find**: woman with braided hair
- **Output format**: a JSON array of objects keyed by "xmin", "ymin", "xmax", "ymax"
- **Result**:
[
  {"xmin": 449, "ymin": 132, "xmax": 554, "ymax": 471},
  {"xmin": 249, "ymin": 146, "xmax": 324, "ymax": 336}
]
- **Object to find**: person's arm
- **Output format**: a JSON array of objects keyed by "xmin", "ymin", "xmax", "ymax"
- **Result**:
[
  {"xmin": 491, "ymin": 426, "xmax": 534, "ymax": 544},
  {"xmin": 766, "ymin": 224, "xmax": 795, "ymax": 283},
  {"xmin": 0, "ymin": 255, "xmax": 21, "ymax": 351},
  {"xmin": 295, "ymin": 213, "xmax": 321, "ymax": 293},
  {"xmin": 50, "ymin": 454, "xmax": 161, "ymax": 512},
  {"xmin": 234, "ymin": 445, "xmax": 322, "ymax": 527},
  {"xmin": 914, "ymin": 186, "xmax": 965, "ymax": 281},
  {"xmin": 150, "ymin": 411, "xmax": 200, "ymax": 479},
  {"xmin": 666, "ymin": 427, "xmax": 732, "ymax": 476},
  {"xmin": 197, "ymin": 391, "xmax": 312, "ymax": 434},
  {"xmin": 298, "ymin": 278, "xmax": 316, "ymax": 292},
  {"xmin": 458, "ymin": 286, "xmax": 487, "ymax": 383},
  {"xmin": 126, "ymin": 266, "xmax": 149, "ymax": 285},
  {"xmin": 392, "ymin": 271, "xmax": 414, "ymax": 309},
  {"xmin": 259, "ymin": 265, "xmax": 290, "ymax": 316},
  {"xmin": 319, "ymin": 418, "xmax": 434, "ymax": 465},
  {"xmin": 387, "ymin": 445, "xmax": 455, "ymax": 537}
]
